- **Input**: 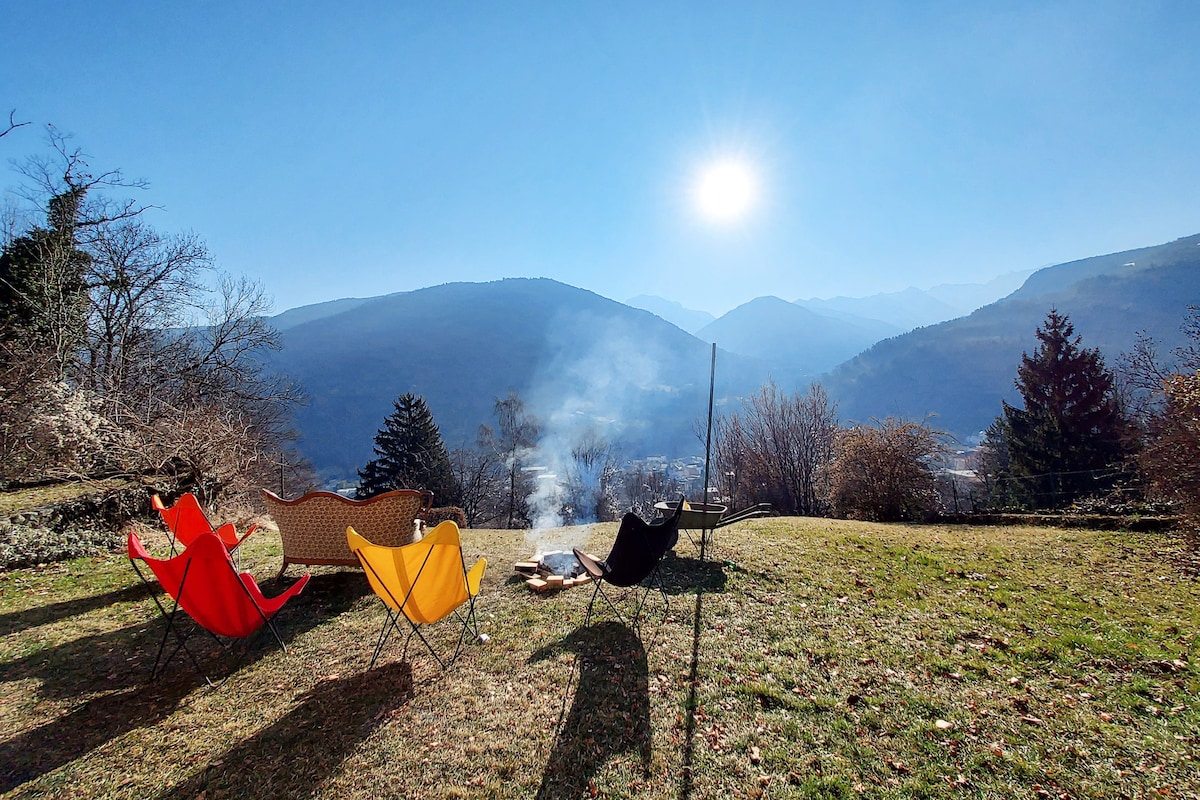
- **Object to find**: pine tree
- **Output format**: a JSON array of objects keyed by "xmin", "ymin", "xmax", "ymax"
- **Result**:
[
  {"xmin": 356, "ymin": 393, "xmax": 460, "ymax": 504},
  {"xmin": 1000, "ymin": 309, "xmax": 1125, "ymax": 508},
  {"xmin": 0, "ymin": 188, "xmax": 91, "ymax": 379}
]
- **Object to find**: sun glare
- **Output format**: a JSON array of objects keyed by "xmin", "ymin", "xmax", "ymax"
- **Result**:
[{"xmin": 694, "ymin": 160, "xmax": 756, "ymax": 223}]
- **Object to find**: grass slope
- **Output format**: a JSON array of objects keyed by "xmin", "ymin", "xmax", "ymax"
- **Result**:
[{"xmin": 1, "ymin": 519, "xmax": 1197, "ymax": 799}]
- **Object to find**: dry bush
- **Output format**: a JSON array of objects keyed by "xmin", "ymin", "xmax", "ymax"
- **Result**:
[
  {"xmin": 1138, "ymin": 371, "xmax": 1200, "ymax": 538},
  {"xmin": 0, "ymin": 338, "xmax": 113, "ymax": 482},
  {"xmin": 826, "ymin": 417, "xmax": 948, "ymax": 522}
]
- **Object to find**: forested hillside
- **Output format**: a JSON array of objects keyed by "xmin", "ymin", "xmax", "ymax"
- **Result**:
[
  {"xmin": 824, "ymin": 234, "xmax": 1200, "ymax": 440},
  {"xmin": 268, "ymin": 235, "xmax": 1200, "ymax": 478},
  {"xmin": 267, "ymin": 278, "xmax": 774, "ymax": 480}
]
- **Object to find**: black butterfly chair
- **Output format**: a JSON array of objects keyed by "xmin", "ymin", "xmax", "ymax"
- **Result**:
[{"xmin": 572, "ymin": 497, "xmax": 685, "ymax": 629}]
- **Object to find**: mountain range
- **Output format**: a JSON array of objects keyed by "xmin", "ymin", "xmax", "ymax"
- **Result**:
[
  {"xmin": 266, "ymin": 280, "xmax": 772, "ymax": 481},
  {"xmin": 268, "ymin": 233, "xmax": 1200, "ymax": 481},
  {"xmin": 825, "ymin": 233, "xmax": 1200, "ymax": 440}
]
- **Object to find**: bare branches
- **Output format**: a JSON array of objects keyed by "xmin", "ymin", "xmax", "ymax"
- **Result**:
[
  {"xmin": 713, "ymin": 381, "xmax": 838, "ymax": 515},
  {"xmin": 1, "ymin": 110, "xmax": 31, "ymax": 139},
  {"xmin": 1121, "ymin": 307, "xmax": 1200, "ymax": 420},
  {"xmin": 1128, "ymin": 308, "xmax": 1200, "ymax": 536},
  {"xmin": 13, "ymin": 125, "xmax": 154, "ymax": 229},
  {"xmin": 1, "ymin": 133, "xmax": 301, "ymax": 497}
]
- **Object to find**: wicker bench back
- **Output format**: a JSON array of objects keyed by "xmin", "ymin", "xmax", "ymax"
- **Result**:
[{"xmin": 262, "ymin": 489, "xmax": 433, "ymax": 576}]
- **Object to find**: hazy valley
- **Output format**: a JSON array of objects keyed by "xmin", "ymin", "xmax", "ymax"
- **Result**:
[{"xmin": 269, "ymin": 233, "xmax": 1200, "ymax": 482}]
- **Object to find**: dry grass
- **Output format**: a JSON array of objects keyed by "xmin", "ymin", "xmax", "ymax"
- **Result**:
[
  {"xmin": 1, "ymin": 518, "xmax": 1197, "ymax": 799},
  {"xmin": 0, "ymin": 479, "xmax": 143, "ymax": 516}
]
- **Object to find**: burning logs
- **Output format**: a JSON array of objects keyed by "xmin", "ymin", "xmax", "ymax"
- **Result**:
[{"xmin": 514, "ymin": 550, "xmax": 595, "ymax": 592}]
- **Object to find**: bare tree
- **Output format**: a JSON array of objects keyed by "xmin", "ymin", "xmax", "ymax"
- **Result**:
[
  {"xmin": 484, "ymin": 392, "xmax": 540, "ymax": 529},
  {"xmin": 562, "ymin": 430, "xmax": 620, "ymax": 524},
  {"xmin": 712, "ymin": 381, "xmax": 838, "ymax": 515},
  {"xmin": 81, "ymin": 218, "xmax": 210, "ymax": 399},
  {"xmin": 0, "ymin": 131, "xmax": 302, "ymax": 501},
  {"xmin": 1123, "ymin": 307, "xmax": 1200, "ymax": 537},
  {"xmin": 1136, "ymin": 371, "xmax": 1200, "ymax": 533},
  {"xmin": 1124, "ymin": 307, "xmax": 1200, "ymax": 408},
  {"xmin": 449, "ymin": 439, "xmax": 506, "ymax": 528},
  {"xmin": 613, "ymin": 464, "xmax": 679, "ymax": 520}
]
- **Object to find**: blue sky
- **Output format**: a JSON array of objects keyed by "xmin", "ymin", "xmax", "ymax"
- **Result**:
[{"xmin": 3, "ymin": 1, "xmax": 1198, "ymax": 316}]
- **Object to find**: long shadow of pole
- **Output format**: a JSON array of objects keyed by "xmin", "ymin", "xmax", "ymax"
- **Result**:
[
  {"xmin": 678, "ymin": 587, "xmax": 703, "ymax": 800},
  {"xmin": 680, "ymin": 341, "xmax": 715, "ymax": 795}
]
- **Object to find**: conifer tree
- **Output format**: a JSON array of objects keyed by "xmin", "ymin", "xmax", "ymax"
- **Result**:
[
  {"xmin": 0, "ymin": 188, "xmax": 91, "ymax": 379},
  {"xmin": 1000, "ymin": 309, "xmax": 1125, "ymax": 508},
  {"xmin": 356, "ymin": 393, "xmax": 460, "ymax": 504}
]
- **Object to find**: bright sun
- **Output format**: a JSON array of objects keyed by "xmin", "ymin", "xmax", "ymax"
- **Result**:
[{"xmin": 694, "ymin": 160, "xmax": 756, "ymax": 223}]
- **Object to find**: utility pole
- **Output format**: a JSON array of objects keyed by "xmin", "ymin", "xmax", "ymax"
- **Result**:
[{"xmin": 276, "ymin": 452, "xmax": 288, "ymax": 497}]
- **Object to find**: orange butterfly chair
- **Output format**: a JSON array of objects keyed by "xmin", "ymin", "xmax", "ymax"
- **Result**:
[
  {"xmin": 152, "ymin": 492, "xmax": 258, "ymax": 558},
  {"xmin": 128, "ymin": 529, "xmax": 310, "ymax": 685},
  {"xmin": 347, "ymin": 521, "xmax": 486, "ymax": 670}
]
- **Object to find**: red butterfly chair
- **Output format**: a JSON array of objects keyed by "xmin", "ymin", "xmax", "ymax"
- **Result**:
[
  {"xmin": 128, "ymin": 530, "xmax": 310, "ymax": 685},
  {"xmin": 152, "ymin": 492, "xmax": 258, "ymax": 560}
]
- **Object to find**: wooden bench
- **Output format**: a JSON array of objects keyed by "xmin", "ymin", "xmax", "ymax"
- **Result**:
[{"xmin": 262, "ymin": 489, "xmax": 433, "ymax": 577}]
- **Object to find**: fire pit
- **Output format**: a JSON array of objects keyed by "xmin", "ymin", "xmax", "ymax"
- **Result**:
[{"xmin": 514, "ymin": 550, "xmax": 595, "ymax": 593}]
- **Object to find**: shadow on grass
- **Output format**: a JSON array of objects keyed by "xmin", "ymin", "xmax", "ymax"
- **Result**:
[
  {"xmin": 660, "ymin": 555, "xmax": 727, "ymax": 595},
  {"xmin": 1, "ymin": 572, "xmax": 369, "ymax": 695},
  {"xmin": 0, "ymin": 572, "xmax": 370, "ymax": 793},
  {"xmin": 0, "ymin": 584, "xmax": 149, "ymax": 637},
  {"xmin": 160, "ymin": 570, "xmax": 373, "ymax": 679},
  {"xmin": 133, "ymin": 570, "xmax": 372, "ymax": 686},
  {"xmin": 530, "ymin": 621, "xmax": 650, "ymax": 800},
  {"xmin": 677, "ymin": 589, "xmax": 703, "ymax": 800},
  {"xmin": 0, "ymin": 674, "xmax": 195, "ymax": 793},
  {"xmin": 154, "ymin": 661, "xmax": 413, "ymax": 800}
]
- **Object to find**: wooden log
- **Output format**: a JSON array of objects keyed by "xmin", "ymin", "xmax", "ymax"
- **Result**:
[{"xmin": 525, "ymin": 577, "xmax": 549, "ymax": 592}]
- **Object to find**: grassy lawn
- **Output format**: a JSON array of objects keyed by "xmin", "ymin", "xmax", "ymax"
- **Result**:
[{"xmin": 1, "ymin": 518, "xmax": 1197, "ymax": 799}]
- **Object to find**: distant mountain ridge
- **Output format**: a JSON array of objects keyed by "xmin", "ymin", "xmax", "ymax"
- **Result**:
[
  {"xmin": 268, "ymin": 234, "xmax": 1199, "ymax": 481},
  {"xmin": 824, "ymin": 233, "xmax": 1200, "ymax": 440},
  {"xmin": 695, "ymin": 296, "xmax": 884, "ymax": 375},
  {"xmin": 269, "ymin": 296, "xmax": 375, "ymax": 330},
  {"xmin": 267, "ymin": 279, "xmax": 775, "ymax": 481},
  {"xmin": 794, "ymin": 271, "xmax": 1032, "ymax": 331},
  {"xmin": 628, "ymin": 272, "xmax": 1030, "ymax": 338},
  {"xmin": 624, "ymin": 295, "xmax": 715, "ymax": 334}
]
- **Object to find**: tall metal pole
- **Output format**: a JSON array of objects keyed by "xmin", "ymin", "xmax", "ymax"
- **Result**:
[{"xmin": 701, "ymin": 343, "xmax": 716, "ymax": 559}]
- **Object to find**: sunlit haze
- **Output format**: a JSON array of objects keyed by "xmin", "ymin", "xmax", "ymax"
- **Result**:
[{"xmin": 2, "ymin": 4, "xmax": 1198, "ymax": 317}]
